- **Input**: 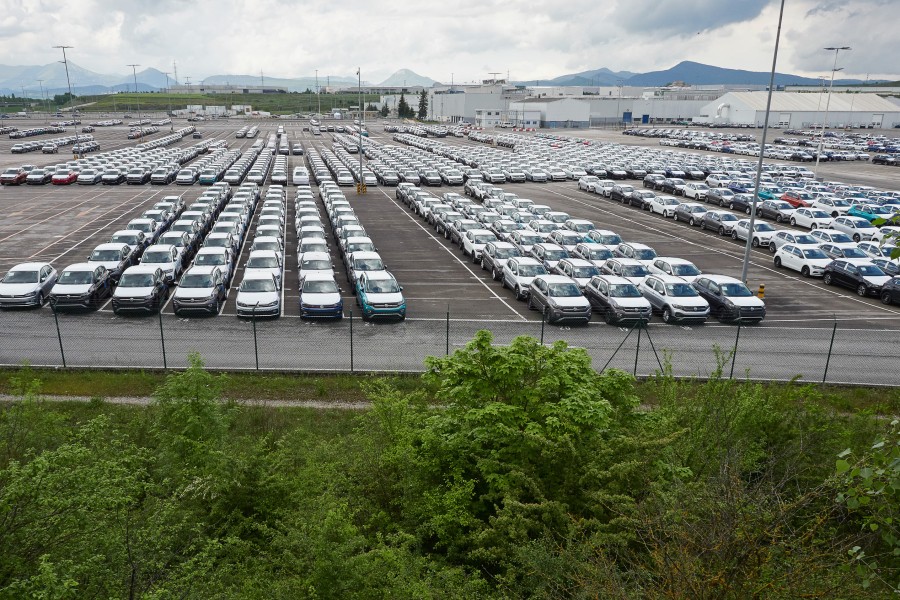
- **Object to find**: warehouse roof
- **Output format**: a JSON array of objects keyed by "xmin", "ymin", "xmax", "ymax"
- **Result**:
[{"xmin": 719, "ymin": 91, "xmax": 900, "ymax": 112}]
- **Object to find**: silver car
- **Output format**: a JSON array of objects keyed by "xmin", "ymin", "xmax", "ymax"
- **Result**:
[{"xmin": 0, "ymin": 262, "xmax": 58, "ymax": 308}]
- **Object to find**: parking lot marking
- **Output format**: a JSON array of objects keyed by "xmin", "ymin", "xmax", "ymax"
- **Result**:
[
  {"xmin": 0, "ymin": 189, "xmax": 112, "ymax": 244},
  {"xmin": 376, "ymin": 187, "xmax": 527, "ymax": 320}
]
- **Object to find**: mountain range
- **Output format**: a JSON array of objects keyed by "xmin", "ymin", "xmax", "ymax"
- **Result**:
[{"xmin": 2, "ymin": 61, "xmax": 888, "ymax": 98}]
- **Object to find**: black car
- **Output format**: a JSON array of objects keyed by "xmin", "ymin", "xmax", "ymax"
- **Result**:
[
  {"xmin": 480, "ymin": 241, "xmax": 521, "ymax": 280},
  {"xmin": 880, "ymin": 277, "xmax": 900, "ymax": 305},
  {"xmin": 609, "ymin": 184, "xmax": 636, "ymax": 203},
  {"xmin": 706, "ymin": 187, "xmax": 735, "ymax": 207},
  {"xmin": 757, "ymin": 200, "xmax": 796, "ymax": 223},
  {"xmin": 48, "ymin": 264, "xmax": 112, "ymax": 310},
  {"xmin": 823, "ymin": 259, "xmax": 891, "ymax": 297},
  {"xmin": 727, "ymin": 193, "xmax": 756, "ymax": 214}
]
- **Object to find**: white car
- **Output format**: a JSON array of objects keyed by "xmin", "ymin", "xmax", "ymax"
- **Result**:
[
  {"xmin": 462, "ymin": 229, "xmax": 499, "ymax": 263},
  {"xmin": 577, "ymin": 175, "xmax": 599, "ymax": 191},
  {"xmin": 298, "ymin": 251, "xmax": 333, "ymax": 280},
  {"xmin": 0, "ymin": 262, "xmax": 58, "ymax": 308},
  {"xmin": 830, "ymin": 216, "xmax": 878, "ymax": 242},
  {"xmin": 778, "ymin": 231, "xmax": 830, "ymax": 269},
  {"xmin": 648, "ymin": 257, "xmax": 702, "ymax": 282},
  {"xmin": 789, "ymin": 207, "xmax": 833, "ymax": 230},
  {"xmin": 872, "ymin": 226, "xmax": 900, "ymax": 243},
  {"xmin": 585, "ymin": 274, "xmax": 652, "ymax": 325},
  {"xmin": 682, "ymin": 182, "xmax": 710, "ymax": 201},
  {"xmin": 857, "ymin": 241, "xmax": 899, "ymax": 261},
  {"xmin": 811, "ymin": 197, "xmax": 852, "ymax": 218},
  {"xmin": 731, "ymin": 219, "xmax": 777, "ymax": 248},
  {"xmin": 236, "ymin": 273, "xmax": 281, "ymax": 317},
  {"xmin": 639, "ymin": 274, "xmax": 709, "ymax": 324},
  {"xmin": 244, "ymin": 250, "xmax": 283, "ymax": 287},
  {"xmin": 648, "ymin": 195, "xmax": 680, "ymax": 217},
  {"xmin": 139, "ymin": 244, "xmax": 182, "ymax": 281}
]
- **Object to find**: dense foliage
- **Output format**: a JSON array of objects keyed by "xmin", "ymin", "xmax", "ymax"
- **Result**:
[{"xmin": 0, "ymin": 334, "xmax": 896, "ymax": 598}]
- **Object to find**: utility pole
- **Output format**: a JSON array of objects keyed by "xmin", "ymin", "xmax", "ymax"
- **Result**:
[
  {"xmin": 260, "ymin": 70, "xmax": 264, "ymax": 87},
  {"xmin": 128, "ymin": 64, "xmax": 144, "ymax": 142},
  {"xmin": 163, "ymin": 72, "xmax": 173, "ymax": 127},
  {"xmin": 53, "ymin": 45, "xmax": 81, "ymax": 158},
  {"xmin": 356, "ymin": 67, "xmax": 365, "ymax": 196},
  {"xmin": 173, "ymin": 60, "xmax": 178, "ymax": 85},
  {"xmin": 37, "ymin": 79, "xmax": 48, "ymax": 122},
  {"xmin": 315, "ymin": 69, "xmax": 320, "ymax": 115},
  {"xmin": 814, "ymin": 46, "xmax": 851, "ymax": 177}
]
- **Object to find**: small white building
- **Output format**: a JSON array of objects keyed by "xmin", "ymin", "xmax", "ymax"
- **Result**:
[
  {"xmin": 697, "ymin": 91, "xmax": 900, "ymax": 129},
  {"xmin": 508, "ymin": 97, "xmax": 591, "ymax": 128}
]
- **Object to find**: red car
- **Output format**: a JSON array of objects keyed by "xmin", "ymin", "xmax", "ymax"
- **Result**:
[
  {"xmin": 0, "ymin": 167, "xmax": 26, "ymax": 185},
  {"xmin": 51, "ymin": 169, "xmax": 79, "ymax": 185},
  {"xmin": 781, "ymin": 190, "xmax": 814, "ymax": 208}
]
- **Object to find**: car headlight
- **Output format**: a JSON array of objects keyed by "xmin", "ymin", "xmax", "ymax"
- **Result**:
[
  {"xmin": 724, "ymin": 298, "xmax": 735, "ymax": 307},
  {"xmin": 258, "ymin": 300, "xmax": 278, "ymax": 307}
]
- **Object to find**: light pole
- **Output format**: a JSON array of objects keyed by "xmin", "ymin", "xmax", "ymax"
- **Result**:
[
  {"xmin": 128, "ymin": 64, "xmax": 144, "ymax": 143},
  {"xmin": 356, "ymin": 67, "xmax": 365, "ymax": 195},
  {"xmin": 847, "ymin": 73, "xmax": 868, "ymax": 128},
  {"xmin": 37, "ymin": 79, "xmax": 49, "ymax": 122},
  {"xmin": 813, "ymin": 46, "xmax": 850, "ymax": 177},
  {"xmin": 315, "ymin": 69, "xmax": 321, "ymax": 115},
  {"xmin": 615, "ymin": 80, "xmax": 623, "ymax": 128},
  {"xmin": 53, "ymin": 45, "xmax": 81, "ymax": 158},
  {"xmin": 163, "ymin": 71, "xmax": 173, "ymax": 127},
  {"xmin": 740, "ymin": 0, "xmax": 785, "ymax": 284}
]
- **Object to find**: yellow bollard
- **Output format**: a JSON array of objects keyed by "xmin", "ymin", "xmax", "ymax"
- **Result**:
[{"xmin": 757, "ymin": 284, "xmax": 765, "ymax": 299}]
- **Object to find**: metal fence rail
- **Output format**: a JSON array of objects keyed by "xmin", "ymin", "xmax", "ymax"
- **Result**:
[{"xmin": 0, "ymin": 308, "xmax": 898, "ymax": 385}]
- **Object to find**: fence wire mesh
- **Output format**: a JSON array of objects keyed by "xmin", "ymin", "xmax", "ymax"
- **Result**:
[{"xmin": 0, "ymin": 309, "xmax": 898, "ymax": 385}]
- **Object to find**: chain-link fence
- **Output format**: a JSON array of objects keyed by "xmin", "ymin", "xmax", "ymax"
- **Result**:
[{"xmin": 0, "ymin": 308, "xmax": 898, "ymax": 385}]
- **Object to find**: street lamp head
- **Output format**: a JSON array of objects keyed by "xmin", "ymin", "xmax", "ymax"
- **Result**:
[{"xmin": 823, "ymin": 46, "xmax": 851, "ymax": 50}]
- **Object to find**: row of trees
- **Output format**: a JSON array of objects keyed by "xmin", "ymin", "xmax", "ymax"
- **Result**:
[
  {"xmin": 396, "ymin": 89, "xmax": 428, "ymax": 119},
  {"xmin": 0, "ymin": 335, "xmax": 895, "ymax": 598}
]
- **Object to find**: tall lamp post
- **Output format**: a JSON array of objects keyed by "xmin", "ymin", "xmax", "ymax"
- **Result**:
[
  {"xmin": 813, "ymin": 46, "xmax": 851, "ymax": 178},
  {"xmin": 740, "ymin": 0, "xmax": 785, "ymax": 284},
  {"xmin": 356, "ymin": 67, "xmax": 365, "ymax": 195},
  {"xmin": 128, "ymin": 64, "xmax": 143, "ymax": 143},
  {"xmin": 37, "ymin": 79, "xmax": 49, "ymax": 122},
  {"xmin": 53, "ymin": 45, "xmax": 81, "ymax": 158}
]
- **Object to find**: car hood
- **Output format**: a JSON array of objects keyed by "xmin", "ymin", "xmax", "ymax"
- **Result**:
[
  {"xmin": 609, "ymin": 297, "xmax": 651, "ymax": 309},
  {"xmin": 301, "ymin": 292, "xmax": 341, "ymax": 305},
  {"xmin": 863, "ymin": 275, "xmax": 892, "ymax": 287},
  {"xmin": 363, "ymin": 291, "xmax": 404, "ymax": 304},
  {"xmin": 0, "ymin": 283, "xmax": 39, "ymax": 294},
  {"xmin": 245, "ymin": 267, "xmax": 280, "ymax": 279},
  {"xmin": 52, "ymin": 283, "xmax": 93, "ymax": 294},
  {"xmin": 174, "ymin": 287, "xmax": 215, "ymax": 300},
  {"xmin": 726, "ymin": 296, "xmax": 766, "ymax": 308},
  {"xmin": 666, "ymin": 295, "xmax": 708, "ymax": 308},
  {"xmin": 550, "ymin": 296, "xmax": 591, "ymax": 309},
  {"xmin": 113, "ymin": 286, "xmax": 155, "ymax": 298},
  {"xmin": 88, "ymin": 260, "xmax": 122, "ymax": 271},
  {"xmin": 236, "ymin": 291, "xmax": 279, "ymax": 305}
]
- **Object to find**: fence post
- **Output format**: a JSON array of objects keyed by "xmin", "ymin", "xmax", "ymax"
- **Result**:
[
  {"xmin": 822, "ymin": 317, "xmax": 838, "ymax": 384},
  {"xmin": 540, "ymin": 308, "xmax": 546, "ymax": 345},
  {"xmin": 252, "ymin": 303, "xmax": 259, "ymax": 371},
  {"xmin": 349, "ymin": 310, "xmax": 354, "ymax": 373},
  {"xmin": 157, "ymin": 309, "xmax": 167, "ymax": 369},
  {"xmin": 50, "ymin": 300, "xmax": 66, "ymax": 368},
  {"xmin": 445, "ymin": 305, "xmax": 450, "ymax": 355},
  {"xmin": 633, "ymin": 318, "xmax": 643, "ymax": 376},
  {"xmin": 729, "ymin": 319, "xmax": 742, "ymax": 379}
]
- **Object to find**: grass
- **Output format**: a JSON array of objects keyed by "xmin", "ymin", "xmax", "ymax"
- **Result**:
[
  {"xmin": 0, "ymin": 366, "xmax": 897, "ymax": 416},
  {"xmin": 78, "ymin": 92, "xmax": 382, "ymax": 115}
]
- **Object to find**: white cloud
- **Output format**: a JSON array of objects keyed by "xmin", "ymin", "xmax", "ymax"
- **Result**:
[{"xmin": 0, "ymin": 0, "xmax": 895, "ymax": 83}]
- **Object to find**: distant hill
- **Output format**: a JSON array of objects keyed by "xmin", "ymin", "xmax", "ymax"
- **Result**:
[
  {"xmin": 200, "ymin": 73, "xmax": 359, "ymax": 92},
  {"xmin": 517, "ymin": 67, "xmax": 637, "ymax": 87},
  {"xmin": 378, "ymin": 69, "xmax": 437, "ymax": 87},
  {"xmin": 623, "ymin": 61, "xmax": 874, "ymax": 87}
]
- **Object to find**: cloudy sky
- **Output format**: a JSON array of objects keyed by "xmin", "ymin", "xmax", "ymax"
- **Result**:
[{"xmin": 2, "ymin": 0, "xmax": 897, "ymax": 83}]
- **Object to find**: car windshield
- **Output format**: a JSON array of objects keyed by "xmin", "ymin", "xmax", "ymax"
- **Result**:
[
  {"xmin": 573, "ymin": 266, "xmax": 600, "ymax": 278},
  {"xmin": 828, "ymin": 233, "xmax": 853, "ymax": 243},
  {"xmin": 3, "ymin": 270, "xmax": 39, "ymax": 283},
  {"xmin": 662, "ymin": 198, "xmax": 679, "ymax": 206},
  {"xmin": 254, "ymin": 242, "xmax": 280, "ymax": 252},
  {"xmin": 355, "ymin": 259, "xmax": 384, "ymax": 271},
  {"xmin": 665, "ymin": 283, "xmax": 698, "ymax": 296},
  {"xmin": 634, "ymin": 249, "xmax": 657, "ymax": 260},
  {"xmin": 110, "ymin": 234, "xmax": 138, "ymax": 245},
  {"xmin": 240, "ymin": 279, "xmax": 276, "ymax": 292},
  {"xmin": 594, "ymin": 234, "xmax": 622, "ymax": 245},
  {"xmin": 58, "ymin": 270, "xmax": 92, "ymax": 285},
  {"xmin": 493, "ymin": 247, "xmax": 519, "ymax": 259},
  {"xmin": 548, "ymin": 283, "xmax": 582, "ymax": 297},
  {"xmin": 90, "ymin": 250, "xmax": 121, "ymax": 261},
  {"xmin": 195, "ymin": 254, "xmax": 225, "ymax": 265},
  {"xmin": 544, "ymin": 249, "xmax": 568, "ymax": 260},
  {"xmin": 347, "ymin": 243, "xmax": 375, "ymax": 253},
  {"xmin": 622, "ymin": 265, "xmax": 650, "ymax": 277},
  {"xmin": 142, "ymin": 252, "xmax": 171, "ymax": 263},
  {"xmin": 672, "ymin": 264, "xmax": 701, "ymax": 277},
  {"xmin": 721, "ymin": 283, "xmax": 753, "ymax": 297},
  {"xmin": 586, "ymin": 248, "xmax": 613, "ymax": 260},
  {"xmin": 793, "ymin": 235, "xmax": 817, "ymax": 244},
  {"xmin": 300, "ymin": 243, "xmax": 327, "ymax": 253},
  {"xmin": 518, "ymin": 264, "xmax": 547, "ymax": 277},
  {"xmin": 248, "ymin": 257, "xmax": 279, "ymax": 269},
  {"xmin": 720, "ymin": 214, "xmax": 739, "ymax": 222},
  {"xmin": 303, "ymin": 280, "xmax": 339, "ymax": 293},
  {"xmin": 858, "ymin": 265, "xmax": 886, "ymax": 277},
  {"xmin": 119, "ymin": 273, "xmax": 155, "ymax": 287},
  {"xmin": 570, "ymin": 222, "xmax": 592, "ymax": 232},
  {"xmin": 754, "ymin": 223, "xmax": 775, "ymax": 232},
  {"xmin": 474, "ymin": 234, "xmax": 496, "ymax": 244},
  {"xmin": 162, "ymin": 236, "xmax": 186, "ymax": 248},
  {"xmin": 609, "ymin": 283, "xmax": 642, "ymax": 297},
  {"xmin": 301, "ymin": 259, "xmax": 331, "ymax": 271},
  {"xmin": 366, "ymin": 279, "xmax": 401, "ymax": 293},
  {"xmin": 803, "ymin": 249, "xmax": 829, "ymax": 259},
  {"xmin": 301, "ymin": 230, "xmax": 325, "ymax": 239},
  {"xmin": 129, "ymin": 223, "xmax": 152, "ymax": 232},
  {"xmin": 180, "ymin": 274, "xmax": 215, "ymax": 288}
]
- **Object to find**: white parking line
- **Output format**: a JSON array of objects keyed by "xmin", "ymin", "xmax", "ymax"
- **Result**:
[
  {"xmin": 549, "ymin": 187, "xmax": 900, "ymax": 318},
  {"xmin": 376, "ymin": 187, "xmax": 527, "ymax": 320},
  {"xmin": 0, "ymin": 189, "xmax": 113, "ymax": 244}
]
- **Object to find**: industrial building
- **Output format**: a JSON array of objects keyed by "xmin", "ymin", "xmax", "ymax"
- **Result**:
[{"xmin": 695, "ymin": 91, "xmax": 900, "ymax": 129}]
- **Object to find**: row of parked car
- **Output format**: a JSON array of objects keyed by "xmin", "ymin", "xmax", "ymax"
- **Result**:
[
  {"xmin": 392, "ymin": 180, "xmax": 766, "ymax": 324},
  {"xmin": 9, "ymin": 133, "xmax": 91, "ymax": 154},
  {"xmin": 8, "ymin": 125, "xmax": 66, "ymax": 139}
]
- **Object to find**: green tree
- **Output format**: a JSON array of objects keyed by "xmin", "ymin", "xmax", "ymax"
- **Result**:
[
  {"xmin": 379, "ymin": 104, "xmax": 389, "ymax": 118},
  {"xmin": 397, "ymin": 93, "xmax": 412, "ymax": 119},
  {"xmin": 417, "ymin": 90, "xmax": 428, "ymax": 119}
]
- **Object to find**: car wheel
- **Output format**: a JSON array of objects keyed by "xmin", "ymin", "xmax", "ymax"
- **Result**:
[
  {"xmin": 751, "ymin": 238, "xmax": 760, "ymax": 248},
  {"xmin": 776, "ymin": 215, "xmax": 783, "ymax": 223},
  {"xmin": 604, "ymin": 308, "xmax": 615, "ymax": 325},
  {"xmin": 673, "ymin": 214, "xmax": 679, "ymax": 222},
  {"xmin": 472, "ymin": 253, "xmax": 479, "ymax": 264},
  {"xmin": 857, "ymin": 284, "xmax": 868, "ymax": 297},
  {"xmin": 831, "ymin": 212, "xmax": 839, "ymax": 219},
  {"xmin": 689, "ymin": 218, "xmax": 696, "ymax": 226},
  {"xmin": 800, "ymin": 266, "xmax": 811, "ymax": 278},
  {"xmin": 662, "ymin": 307, "xmax": 674, "ymax": 324},
  {"xmin": 790, "ymin": 217, "xmax": 797, "ymax": 226},
  {"xmin": 745, "ymin": 207, "xmax": 752, "ymax": 215},
  {"xmin": 717, "ymin": 226, "xmax": 725, "ymax": 236},
  {"xmin": 729, "ymin": 202, "xmax": 736, "ymax": 210},
  {"xmin": 35, "ymin": 292, "xmax": 43, "ymax": 307},
  {"xmin": 492, "ymin": 267, "xmax": 500, "ymax": 280},
  {"xmin": 731, "ymin": 231, "xmax": 738, "ymax": 240},
  {"xmin": 882, "ymin": 291, "xmax": 893, "ymax": 305},
  {"xmin": 774, "ymin": 256, "xmax": 782, "ymax": 268},
  {"xmin": 769, "ymin": 243, "xmax": 777, "ymax": 254},
  {"xmin": 823, "ymin": 273, "xmax": 832, "ymax": 285},
  {"xmin": 853, "ymin": 234, "xmax": 861, "ymax": 243}
]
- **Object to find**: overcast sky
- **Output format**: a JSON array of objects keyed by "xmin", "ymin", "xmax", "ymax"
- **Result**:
[{"xmin": 2, "ymin": 0, "xmax": 897, "ymax": 83}]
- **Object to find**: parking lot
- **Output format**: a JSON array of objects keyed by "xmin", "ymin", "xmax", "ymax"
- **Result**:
[{"xmin": 2, "ymin": 118, "xmax": 900, "ymax": 333}]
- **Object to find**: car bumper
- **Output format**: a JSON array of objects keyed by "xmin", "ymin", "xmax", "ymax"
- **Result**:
[
  {"xmin": 49, "ymin": 294, "xmax": 95, "ymax": 309},
  {"xmin": 548, "ymin": 307, "xmax": 593, "ymax": 323},
  {"xmin": 300, "ymin": 304, "xmax": 343, "ymax": 319},
  {"xmin": 670, "ymin": 307, "xmax": 710, "ymax": 322},
  {"xmin": 0, "ymin": 294, "xmax": 41, "ymax": 307},
  {"xmin": 237, "ymin": 304, "xmax": 280, "ymax": 317},
  {"xmin": 361, "ymin": 303, "xmax": 406, "ymax": 320},
  {"xmin": 609, "ymin": 308, "xmax": 652, "ymax": 323},
  {"xmin": 173, "ymin": 297, "xmax": 219, "ymax": 315},
  {"xmin": 112, "ymin": 297, "xmax": 158, "ymax": 313}
]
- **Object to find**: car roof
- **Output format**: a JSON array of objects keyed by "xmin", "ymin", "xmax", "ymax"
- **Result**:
[
  {"xmin": 561, "ymin": 258, "xmax": 593, "ymax": 266},
  {"xmin": 299, "ymin": 251, "xmax": 330, "ymax": 260},
  {"xmin": 595, "ymin": 274, "xmax": 635, "ymax": 285},
  {"xmin": 7, "ymin": 261, "xmax": 50, "ymax": 271},
  {"xmin": 655, "ymin": 256, "xmax": 693, "ymax": 265},
  {"xmin": 647, "ymin": 273, "xmax": 690, "ymax": 283},
  {"xmin": 362, "ymin": 270, "xmax": 395, "ymax": 281},
  {"xmin": 611, "ymin": 257, "xmax": 646, "ymax": 265},
  {"xmin": 196, "ymin": 247, "xmax": 227, "ymax": 255},
  {"xmin": 349, "ymin": 251, "xmax": 381, "ymax": 260},
  {"xmin": 536, "ymin": 274, "xmax": 577, "ymax": 283},
  {"xmin": 701, "ymin": 274, "xmax": 742, "ymax": 283},
  {"xmin": 61, "ymin": 262, "xmax": 94, "ymax": 272},
  {"xmin": 511, "ymin": 256, "xmax": 542, "ymax": 265},
  {"xmin": 183, "ymin": 265, "xmax": 219, "ymax": 276},
  {"xmin": 302, "ymin": 272, "xmax": 337, "ymax": 282},
  {"xmin": 144, "ymin": 244, "xmax": 176, "ymax": 252},
  {"xmin": 841, "ymin": 258, "xmax": 879, "ymax": 265},
  {"xmin": 122, "ymin": 264, "xmax": 161, "ymax": 275},
  {"xmin": 92, "ymin": 242, "xmax": 128, "ymax": 251},
  {"xmin": 242, "ymin": 271, "xmax": 276, "ymax": 281}
]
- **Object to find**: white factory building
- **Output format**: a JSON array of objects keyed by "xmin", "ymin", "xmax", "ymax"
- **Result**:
[{"xmin": 695, "ymin": 91, "xmax": 900, "ymax": 129}]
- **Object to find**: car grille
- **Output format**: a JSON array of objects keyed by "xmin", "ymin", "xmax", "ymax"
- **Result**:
[
  {"xmin": 370, "ymin": 302, "xmax": 401, "ymax": 309},
  {"xmin": 740, "ymin": 306, "xmax": 765, "ymax": 315},
  {"xmin": 53, "ymin": 294, "xmax": 84, "ymax": 301}
]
